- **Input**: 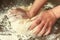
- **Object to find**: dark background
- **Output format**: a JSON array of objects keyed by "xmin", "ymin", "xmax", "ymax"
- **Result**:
[
  {"xmin": 0, "ymin": 0, "xmax": 60, "ymax": 10},
  {"xmin": 0, "ymin": 0, "xmax": 34, "ymax": 10}
]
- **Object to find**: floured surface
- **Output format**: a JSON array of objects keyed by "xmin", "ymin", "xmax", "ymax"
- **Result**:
[{"xmin": 0, "ymin": 12, "xmax": 32, "ymax": 40}]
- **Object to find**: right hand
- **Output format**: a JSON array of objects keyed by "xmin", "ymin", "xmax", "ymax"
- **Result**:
[{"xmin": 28, "ymin": 5, "xmax": 60, "ymax": 36}]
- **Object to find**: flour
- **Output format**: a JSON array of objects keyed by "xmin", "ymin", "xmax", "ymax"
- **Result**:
[{"xmin": 6, "ymin": 8, "xmax": 35, "ymax": 40}]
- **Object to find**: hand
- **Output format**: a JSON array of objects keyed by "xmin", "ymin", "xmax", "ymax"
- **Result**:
[{"xmin": 28, "ymin": 10, "xmax": 57, "ymax": 36}]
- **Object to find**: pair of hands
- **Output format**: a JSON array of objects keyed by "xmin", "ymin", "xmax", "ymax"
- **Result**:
[{"xmin": 10, "ymin": 6, "xmax": 60, "ymax": 36}]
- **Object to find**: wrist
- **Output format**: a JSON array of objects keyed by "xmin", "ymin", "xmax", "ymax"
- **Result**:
[
  {"xmin": 26, "ymin": 11, "xmax": 36, "ymax": 18},
  {"xmin": 51, "ymin": 5, "xmax": 60, "ymax": 19},
  {"xmin": 26, "ymin": 11, "xmax": 34, "ymax": 18}
]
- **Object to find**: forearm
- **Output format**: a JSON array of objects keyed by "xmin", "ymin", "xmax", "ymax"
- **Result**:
[
  {"xmin": 51, "ymin": 5, "xmax": 60, "ymax": 19},
  {"xmin": 29, "ymin": 0, "xmax": 47, "ymax": 17}
]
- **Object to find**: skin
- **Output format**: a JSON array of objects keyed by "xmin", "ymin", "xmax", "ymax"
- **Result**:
[
  {"xmin": 9, "ymin": 0, "xmax": 60, "ymax": 36},
  {"xmin": 28, "ymin": 0, "xmax": 60, "ymax": 36},
  {"xmin": 27, "ymin": 0, "xmax": 47, "ymax": 18}
]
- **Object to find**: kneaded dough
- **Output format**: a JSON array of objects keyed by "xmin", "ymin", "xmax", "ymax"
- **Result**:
[{"xmin": 7, "ymin": 7, "xmax": 38, "ymax": 38}]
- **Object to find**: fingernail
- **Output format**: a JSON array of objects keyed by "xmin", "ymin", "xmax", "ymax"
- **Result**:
[
  {"xmin": 29, "ymin": 28, "xmax": 32, "ymax": 30},
  {"xmin": 43, "ymin": 34, "xmax": 46, "ymax": 36},
  {"xmin": 37, "ymin": 34, "xmax": 42, "ymax": 37},
  {"xmin": 44, "ymin": 33, "xmax": 49, "ymax": 36},
  {"xmin": 28, "ymin": 26, "xmax": 32, "ymax": 30}
]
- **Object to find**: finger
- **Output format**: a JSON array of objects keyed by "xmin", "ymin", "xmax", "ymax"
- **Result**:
[
  {"xmin": 37, "ymin": 21, "xmax": 48, "ymax": 37},
  {"xmin": 34, "ymin": 21, "xmax": 46, "ymax": 35},
  {"xmin": 44, "ymin": 22, "xmax": 52, "ymax": 36},
  {"xmin": 28, "ymin": 17, "xmax": 41, "ymax": 30},
  {"xmin": 31, "ymin": 13, "xmax": 42, "ymax": 21},
  {"xmin": 31, "ymin": 16, "xmax": 38, "ymax": 21}
]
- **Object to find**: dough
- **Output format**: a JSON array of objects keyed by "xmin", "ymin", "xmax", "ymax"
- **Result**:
[{"xmin": 6, "ymin": 7, "xmax": 37, "ymax": 40}]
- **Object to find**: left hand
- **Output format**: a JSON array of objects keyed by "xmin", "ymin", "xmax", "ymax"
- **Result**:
[{"xmin": 28, "ymin": 10, "xmax": 57, "ymax": 36}]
